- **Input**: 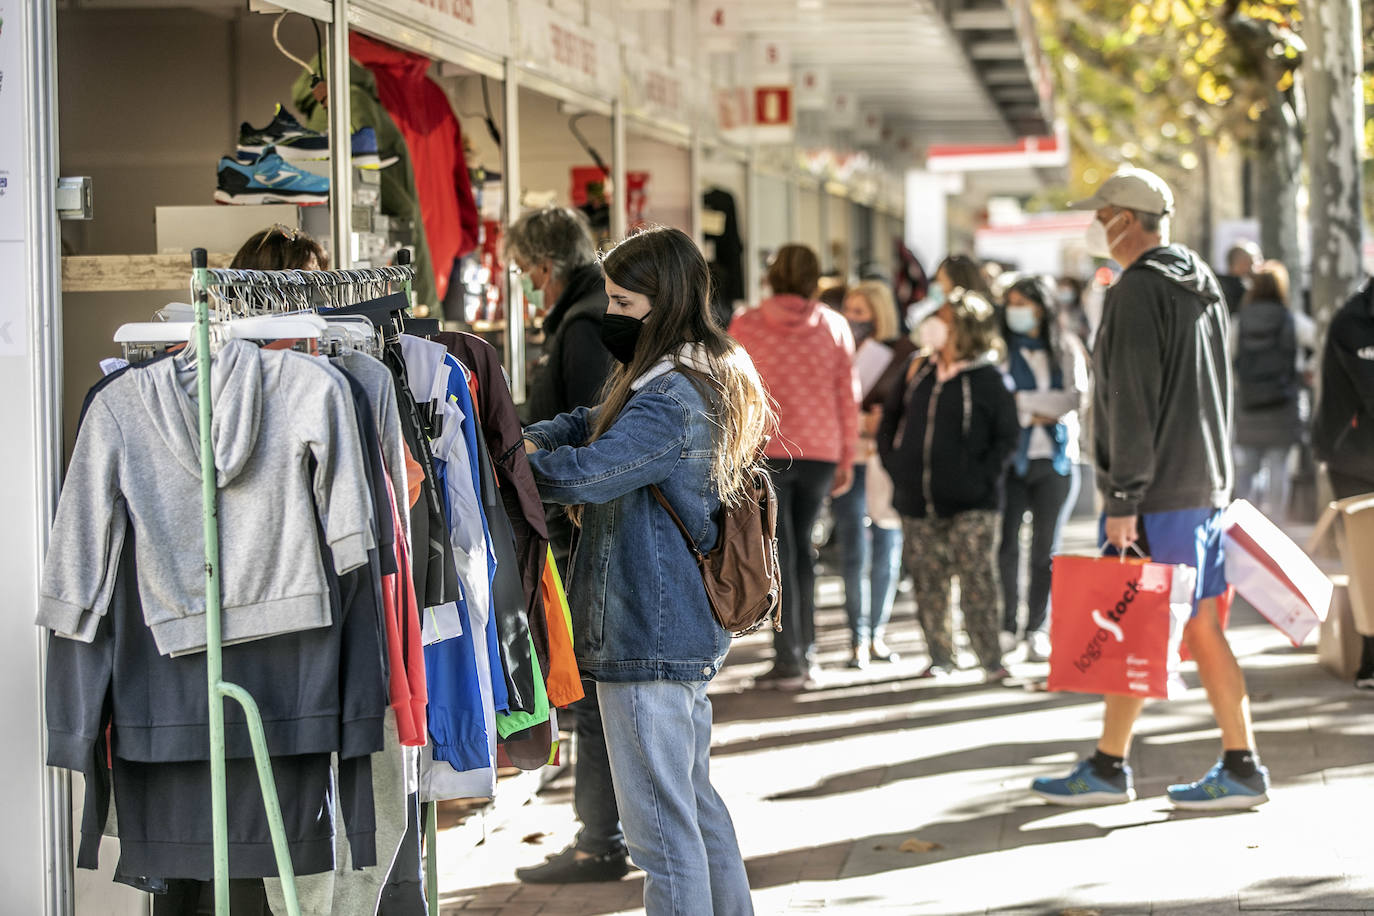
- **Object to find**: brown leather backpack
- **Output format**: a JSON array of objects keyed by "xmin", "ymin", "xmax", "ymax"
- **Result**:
[{"xmin": 650, "ymin": 466, "xmax": 783, "ymax": 637}]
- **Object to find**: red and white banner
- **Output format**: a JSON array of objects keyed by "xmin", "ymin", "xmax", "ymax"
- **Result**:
[{"xmin": 1222, "ymin": 499, "xmax": 1333, "ymax": 646}]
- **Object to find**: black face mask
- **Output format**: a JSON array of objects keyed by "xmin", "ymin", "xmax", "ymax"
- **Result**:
[{"xmin": 600, "ymin": 313, "xmax": 645, "ymax": 365}]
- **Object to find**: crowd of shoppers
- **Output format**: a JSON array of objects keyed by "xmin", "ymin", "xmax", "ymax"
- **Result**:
[{"xmin": 504, "ymin": 162, "xmax": 1372, "ymax": 913}]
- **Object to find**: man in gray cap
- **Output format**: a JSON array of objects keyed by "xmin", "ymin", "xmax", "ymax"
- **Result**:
[{"xmin": 1030, "ymin": 167, "xmax": 1271, "ymax": 810}]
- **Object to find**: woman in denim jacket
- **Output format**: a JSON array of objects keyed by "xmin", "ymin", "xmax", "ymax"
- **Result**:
[{"xmin": 523, "ymin": 227, "xmax": 772, "ymax": 915}]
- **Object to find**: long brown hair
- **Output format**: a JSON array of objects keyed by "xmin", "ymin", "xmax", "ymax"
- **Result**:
[{"xmin": 591, "ymin": 226, "xmax": 774, "ymax": 507}]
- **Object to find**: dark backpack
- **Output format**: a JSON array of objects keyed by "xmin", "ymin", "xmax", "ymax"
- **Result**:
[
  {"xmin": 1234, "ymin": 302, "xmax": 1297, "ymax": 410},
  {"xmin": 650, "ymin": 466, "xmax": 783, "ymax": 637}
]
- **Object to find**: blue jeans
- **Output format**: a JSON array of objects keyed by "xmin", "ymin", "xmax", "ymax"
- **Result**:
[
  {"xmin": 830, "ymin": 464, "xmax": 903, "ymax": 645},
  {"xmin": 597, "ymin": 680, "xmax": 753, "ymax": 916}
]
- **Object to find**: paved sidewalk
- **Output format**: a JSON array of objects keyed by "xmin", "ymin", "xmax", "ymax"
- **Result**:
[{"xmin": 435, "ymin": 519, "xmax": 1374, "ymax": 915}]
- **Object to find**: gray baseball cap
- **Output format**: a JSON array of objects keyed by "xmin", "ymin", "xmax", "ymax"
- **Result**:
[{"xmin": 1067, "ymin": 166, "xmax": 1174, "ymax": 216}]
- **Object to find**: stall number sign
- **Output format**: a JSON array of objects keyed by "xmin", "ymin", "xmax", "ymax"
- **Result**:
[
  {"xmin": 755, "ymin": 87, "xmax": 793, "ymax": 127},
  {"xmin": 409, "ymin": 0, "xmax": 473, "ymax": 23},
  {"xmin": 644, "ymin": 71, "xmax": 681, "ymax": 116},
  {"xmin": 551, "ymin": 23, "xmax": 597, "ymax": 82}
]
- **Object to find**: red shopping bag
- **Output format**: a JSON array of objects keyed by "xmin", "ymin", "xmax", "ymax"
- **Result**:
[{"xmin": 1048, "ymin": 555, "xmax": 1196, "ymax": 699}]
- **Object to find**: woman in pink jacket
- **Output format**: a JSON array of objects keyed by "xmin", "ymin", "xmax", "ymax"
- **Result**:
[{"xmin": 731, "ymin": 244, "xmax": 861, "ymax": 690}]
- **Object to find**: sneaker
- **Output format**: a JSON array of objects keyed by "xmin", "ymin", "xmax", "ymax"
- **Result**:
[
  {"xmin": 238, "ymin": 104, "xmax": 330, "ymax": 161},
  {"xmin": 984, "ymin": 666, "xmax": 1012, "ymax": 684},
  {"xmin": 999, "ymin": 630, "xmax": 1018, "ymax": 656},
  {"xmin": 1356, "ymin": 676, "xmax": 1374, "ymax": 690},
  {"xmin": 869, "ymin": 638, "xmax": 899, "ymax": 663},
  {"xmin": 1031, "ymin": 759, "xmax": 1135, "ymax": 806},
  {"xmin": 351, "ymin": 126, "xmax": 400, "ymax": 170},
  {"xmin": 1167, "ymin": 761, "xmax": 1270, "ymax": 810},
  {"xmin": 215, "ymin": 150, "xmax": 330, "ymax": 206},
  {"xmin": 915, "ymin": 662, "xmax": 952, "ymax": 679},
  {"xmin": 847, "ymin": 645, "xmax": 870, "ymax": 670},
  {"xmin": 755, "ymin": 666, "xmax": 807, "ymax": 692},
  {"xmin": 1025, "ymin": 630, "xmax": 1051, "ymax": 663},
  {"xmin": 515, "ymin": 846, "xmax": 630, "ymax": 884}
]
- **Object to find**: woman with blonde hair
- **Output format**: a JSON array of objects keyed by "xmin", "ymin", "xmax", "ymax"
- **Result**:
[
  {"xmin": 523, "ymin": 226, "xmax": 770, "ymax": 914},
  {"xmin": 833, "ymin": 280, "xmax": 909, "ymax": 667}
]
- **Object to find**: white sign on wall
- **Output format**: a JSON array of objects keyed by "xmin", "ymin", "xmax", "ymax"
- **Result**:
[
  {"xmin": 623, "ymin": 50, "xmax": 687, "ymax": 124},
  {"xmin": 516, "ymin": 0, "xmax": 620, "ymax": 99},
  {"xmin": 360, "ymin": 0, "xmax": 511, "ymax": 59},
  {"xmin": 795, "ymin": 66, "xmax": 829, "ymax": 111},
  {"xmin": 752, "ymin": 37, "xmax": 790, "ymax": 80},
  {"xmin": 697, "ymin": 2, "xmax": 737, "ymax": 51},
  {"xmin": 856, "ymin": 107, "xmax": 883, "ymax": 145},
  {"xmin": 0, "ymin": 1, "xmax": 24, "ymax": 243},
  {"xmin": 830, "ymin": 91, "xmax": 859, "ymax": 129}
]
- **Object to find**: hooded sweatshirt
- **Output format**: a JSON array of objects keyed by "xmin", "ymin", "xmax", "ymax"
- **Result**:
[
  {"xmin": 1093, "ymin": 244, "xmax": 1234, "ymax": 517},
  {"xmin": 38, "ymin": 340, "xmax": 375, "ymax": 656},
  {"xmin": 730, "ymin": 295, "xmax": 861, "ymax": 469}
]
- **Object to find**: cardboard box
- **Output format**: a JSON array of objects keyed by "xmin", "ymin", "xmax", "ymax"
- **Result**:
[
  {"xmin": 1308, "ymin": 494, "xmax": 1374, "ymax": 636},
  {"xmin": 1317, "ymin": 578, "xmax": 1364, "ymax": 679}
]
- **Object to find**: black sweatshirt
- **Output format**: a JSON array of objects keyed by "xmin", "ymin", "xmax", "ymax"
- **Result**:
[
  {"xmin": 1313, "ymin": 282, "xmax": 1374, "ymax": 483},
  {"xmin": 877, "ymin": 356, "xmax": 1019, "ymax": 519},
  {"xmin": 1092, "ymin": 245, "xmax": 1233, "ymax": 516}
]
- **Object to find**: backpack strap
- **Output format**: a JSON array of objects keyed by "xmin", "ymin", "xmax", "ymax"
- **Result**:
[{"xmin": 649, "ymin": 484, "xmax": 705, "ymax": 561}]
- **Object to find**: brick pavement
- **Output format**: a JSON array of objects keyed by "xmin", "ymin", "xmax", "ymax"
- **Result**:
[{"xmin": 434, "ymin": 518, "xmax": 1374, "ymax": 915}]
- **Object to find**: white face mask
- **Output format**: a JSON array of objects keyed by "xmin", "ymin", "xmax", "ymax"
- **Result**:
[
  {"xmin": 1005, "ymin": 305, "xmax": 1039, "ymax": 335},
  {"xmin": 918, "ymin": 316, "xmax": 950, "ymax": 353},
  {"xmin": 1085, "ymin": 212, "xmax": 1128, "ymax": 262}
]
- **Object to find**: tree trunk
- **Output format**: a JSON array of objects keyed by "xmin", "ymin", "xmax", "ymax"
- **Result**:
[
  {"xmin": 1255, "ymin": 100, "xmax": 1304, "ymax": 303},
  {"xmin": 1303, "ymin": 0, "xmax": 1365, "ymax": 326}
]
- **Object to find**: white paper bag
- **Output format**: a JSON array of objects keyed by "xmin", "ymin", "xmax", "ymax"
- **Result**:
[{"xmin": 1221, "ymin": 499, "xmax": 1333, "ymax": 646}]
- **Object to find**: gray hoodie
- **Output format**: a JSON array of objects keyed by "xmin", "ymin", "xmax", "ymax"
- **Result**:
[{"xmin": 39, "ymin": 339, "xmax": 375, "ymax": 656}]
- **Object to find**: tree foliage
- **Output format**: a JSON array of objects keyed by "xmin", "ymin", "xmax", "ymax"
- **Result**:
[{"xmin": 1033, "ymin": 0, "xmax": 1304, "ymax": 198}]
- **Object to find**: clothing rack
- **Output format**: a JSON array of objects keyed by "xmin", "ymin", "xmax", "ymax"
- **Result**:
[{"xmin": 187, "ymin": 247, "xmax": 416, "ymax": 916}]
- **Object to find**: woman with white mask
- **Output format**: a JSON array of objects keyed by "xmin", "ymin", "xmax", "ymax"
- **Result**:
[{"xmin": 996, "ymin": 276, "xmax": 1090, "ymax": 663}]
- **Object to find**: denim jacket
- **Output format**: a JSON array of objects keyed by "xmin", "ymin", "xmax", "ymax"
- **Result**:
[{"xmin": 523, "ymin": 354, "xmax": 730, "ymax": 683}]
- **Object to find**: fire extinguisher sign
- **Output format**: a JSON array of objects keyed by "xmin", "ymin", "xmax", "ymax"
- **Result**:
[{"xmin": 754, "ymin": 86, "xmax": 793, "ymax": 127}]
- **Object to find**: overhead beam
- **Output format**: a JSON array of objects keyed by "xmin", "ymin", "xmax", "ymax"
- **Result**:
[
  {"xmin": 951, "ymin": 8, "xmax": 1015, "ymax": 30},
  {"xmin": 970, "ymin": 39, "xmax": 1024, "ymax": 60}
]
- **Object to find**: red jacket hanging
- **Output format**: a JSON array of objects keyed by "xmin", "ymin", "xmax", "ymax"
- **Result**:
[{"xmin": 350, "ymin": 33, "xmax": 479, "ymax": 302}]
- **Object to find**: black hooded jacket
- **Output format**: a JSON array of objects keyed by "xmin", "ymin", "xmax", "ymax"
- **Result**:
[
  {"xmin": 1313, "ymin": 282, "xmax": 1374, "ymax": 484},
  {"xmin": 1093, "ymin": 244, "xmax": 1234, "ymax": 516}
]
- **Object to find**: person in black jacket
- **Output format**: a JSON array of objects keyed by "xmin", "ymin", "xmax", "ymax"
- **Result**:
[
  {"xmin": 1312, "ymin": 279, "xmax": 1374, "ymax": 689},
  {"xmin": 505, "ymin": 206, "xmax": 627, "ymax": 884},
  {"xmin": 877, "ymin": 288, "xmax": 1019, "ymax": 682},
  {"xmin": 1032, "ymin": 167, "xmax": 1271, "ymax": 811}
]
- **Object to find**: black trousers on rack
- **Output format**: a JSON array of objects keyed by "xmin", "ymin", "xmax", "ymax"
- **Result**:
[{"xmin": 153, "ymin": 879, "xmax": 270, "ymax": 916}]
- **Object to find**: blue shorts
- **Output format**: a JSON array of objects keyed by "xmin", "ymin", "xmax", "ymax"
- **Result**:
[{"xmin": 1099, "ymin": 508, "xmax": 1228, "ymax": 608}]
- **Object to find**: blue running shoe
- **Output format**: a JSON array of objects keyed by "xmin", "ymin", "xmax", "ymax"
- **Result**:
[
  {"xmin": 351, "ymin": 127, "xmax": 398, "ymax": 170},
  {"xmin": 214, "ymin": 149, "xmax": 330, "ymax": 206},
  {"xmin": 1167, "ymin": 761, "xmax": 1269, "ymax": 810},
  {"xmin": 238, "ymin": 104, "xmax": 329, "ymax": 161},
  {"xmin": 1031, "ymin": 759, "xmax": 1135, "ymax": 806}
]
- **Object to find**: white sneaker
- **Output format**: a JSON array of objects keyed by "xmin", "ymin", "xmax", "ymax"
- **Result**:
[
  {"xmin": 1026, "ymin": 631, "xmax": 1051, "ymax": 663},
  {"xmin": 999, "ymin": 631, "xmax": 1018, "ymax": 656}
]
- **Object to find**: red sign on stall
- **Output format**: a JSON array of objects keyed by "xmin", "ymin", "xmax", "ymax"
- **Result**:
[{"xmin": 754, "ymin": 86, "xmax": 793, "ymax": 127}]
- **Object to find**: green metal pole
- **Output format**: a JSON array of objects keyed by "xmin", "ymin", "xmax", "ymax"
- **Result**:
[
  {"xmin": 192, "ymin": 249, "xmax": 232, "ymax": 916},
  {"xmin": 425, "ymin": 803, "xmax": 439, "ymax": 916},
  {"xmin": 193, "ymin": 250, "xmax": 301, "ymax": 916}
]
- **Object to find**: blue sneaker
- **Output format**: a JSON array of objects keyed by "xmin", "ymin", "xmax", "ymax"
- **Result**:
[
  {"xmin": 238, "ymin": 104, "xmax": 329, "ymax": 161},
  {"xmin": 214, "ymin": 149, "xmax": 330, "ymax": 206},
  {"xmin": 351, "ymin": 127, "xmax": 398, "ymax": 170},
  {"xmin": 1167, "ymin": 761, "xmax": 1270, "ymax": 810},
  {"xmin": 1031, "ymin": 759, "xmax": 1135, "ymax": 806}
]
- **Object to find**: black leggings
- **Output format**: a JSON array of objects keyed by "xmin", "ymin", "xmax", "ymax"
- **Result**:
[{"xmin": 767, "ymin": 459, "xmax": 836, "ymax": 674}]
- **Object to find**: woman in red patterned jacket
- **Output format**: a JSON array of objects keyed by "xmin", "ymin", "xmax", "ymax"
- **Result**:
[{"xmin": 730, "ymin": 244, "xmax": 861, "ymax": 691}]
